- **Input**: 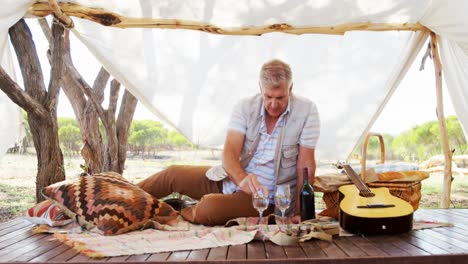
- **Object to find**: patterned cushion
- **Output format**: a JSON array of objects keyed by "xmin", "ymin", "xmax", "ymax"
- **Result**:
[
  {"xmin": 42, "ymin": 172, "xmax": 177, "ymax": 235},
  {"xmin": 25, "ymin": 200, "xmax": 73, "ymax": 226}
]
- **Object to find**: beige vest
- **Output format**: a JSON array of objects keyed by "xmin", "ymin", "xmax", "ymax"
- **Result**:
[{"xmin": 235, "ymin": 93, "xmax": 315, "ymax": 215}]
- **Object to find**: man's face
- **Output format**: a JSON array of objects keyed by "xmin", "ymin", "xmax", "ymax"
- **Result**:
[{"xmin": 261, "ymin": 82, "xmax": 292, "ymax": 118}]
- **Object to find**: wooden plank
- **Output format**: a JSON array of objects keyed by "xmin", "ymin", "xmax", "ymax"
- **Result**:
[
  {"xmin": 127, "ymin": 254, "xmax": 150, "ymax": 262},
  {"xmin": 401, "ymin": 232, "xmax": 451, "ymax": 255},
  {"xmin": 0, "ymin": 233, "xmax": 48, "ymax": 260},
  {"xmin": 316, "ymin": 240, "xmax": 347, "ymax": 257},
  {"xmin": 106, "ymin": 255, "xmax": 129, "ymax": 262},
  {"xmin": 415, "ymin": 210, "xmax": 468, "ymax": 232},
  {"xmin": 146, "ymin": 252, "xmax": 170, "ymax": 261},
  {"xmin": 368, "ymin": 235, "xmax": 411, "ymax": 257},
  {"xmin": 283, "ymin": 244, "xmax": 307, "ymax": 258},
  {"xmin": 346, "ymin": 236, "xmax": 388, "ymax": 257},
  {"xmin": 0, "ymin": 230, "xmax": 36, "ymax": 250},
  {"xmin": 300, "ymin": 240, "xmax": 327, "ymax": 258},
  {"xmin": 247, "ymin": 241, "xmax": 266, "ymax": 259},
  {"xmin": 28, "ymin": 243, "xmax": 70, "ymax": 262},
  {"xmin": 0, "ymin": 222, "xmax": 34, "ymax": 238},
  {"xmin": 422, "ymin": 209, "xmax": 468, "ymax": 225},
  {"xmin": 227, "ymin": 244, "xmax": 246, "ymax": 260},
  {"xmin": 0, "ymin": 223, "xmax": 35, "ymax": 244},
  {"xmin": 47, "ymin": 247, "xmax": 80, "ymax": 262},
  {"xmin": 10, "ymin": 239, "xmax": 63, "ymax": 262},
  {"xmin": 432, "ymin": 226, "xmax": 468, "ymax": 243},
  {"xmin": 264, "ymin": 241, "xmax": 286, "ymax": 259},
  {"xmin": 446, "ymin": 208, "xmax": 468, "ymax": 217},
  {"xmin": 410, "ymin": 229, "xmax": 466, "ymax": 253},
  {"xmin": 0, "ymin": 235, "xmax": 49, "ymax": 262},
  {"xmin": 207, "ymin": 246, "xmax": 228, "ymax": 261},
  {"xmin": 0, "ymin": 219, "xmax": 31, "ymax": 232},
  {"xmin": 68, "ymin": 253, "xmax": 108, "ymax": 262},
  {"xmin": 166, "ymin": 250, "xmax": 190, "ymax": 261},
  {"xmin": 0, "ymin": 218, "xmax": 27, "ymax": 231},
  {"xmin": 334, "ymin": 237, "xmax": 368, "ymax": 257},
  {"xmin": 3, "ymin": 233, "xmax": 47, "ymax": 250},
  {"xmin": 419, "ymin": 228, "xmax": 468, "ymax": 250},
  {"xmin": 432, "ymin": 209, "xmax": 468, "ymax": 227},
  {"xmin": 388, "ymin": 236, "xmax": 431, "ymax": 256},
  {"xmin": 186, "ymin": 248, "xmax": 209, "ymax": 261}
]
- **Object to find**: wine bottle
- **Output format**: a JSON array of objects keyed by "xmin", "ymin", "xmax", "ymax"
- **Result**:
[{"xmin": 300, "ymin": 167, "xmax": 316, "ymax": 221}]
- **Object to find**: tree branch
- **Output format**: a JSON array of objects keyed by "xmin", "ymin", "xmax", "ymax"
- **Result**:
[
  {"xmin": 29, "ymin": 2, "xmax": 428, "ymax": 35},
  {"xmin": 116, "ymin": 90, "xmax": 138, "ymax": 172},
  {"xmin": 108, "ymin": 79, "xmax": 120, "ymax": 119},
  {"xmin": 0, "ymin": 67, "xmax": 48, "ymax": 118},
  {"xmin": 92, "ymin": 67, "xmax": 109, "ymax": 103},
  {"xmin": 9, "ymin": 19, "xmax": 46, "ymax": 98},
  {"xmin": 38, "ymin": 18, "xmax": 52, "ymax": 43},
  {"xmin": 59, "ymin": 52, "xmax": 107, "ymax": 120},
  {"xmin": 47, "ymin": 22, "xmax": 66, "ymax": 109}
]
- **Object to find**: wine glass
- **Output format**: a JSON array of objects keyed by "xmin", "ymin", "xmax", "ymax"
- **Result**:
[
  {"xmin": 274, "ymin": 184, "xmax": 291, "ymax": 228},
  {"xmin": 252, "ymin": 188, "xmax": 269, "ymax": 225}
]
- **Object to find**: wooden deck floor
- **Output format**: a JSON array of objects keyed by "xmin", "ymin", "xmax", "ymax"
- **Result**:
[{"xmin": 0, "ymin": 209, "xmax": 467, "ymax": 263}]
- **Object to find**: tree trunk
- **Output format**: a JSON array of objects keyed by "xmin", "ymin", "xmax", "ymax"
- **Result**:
[
  {"xmin": 2, "ymin": 19, "xmax": 65, "ymax": 202},
  {"xmin": 38, "ymin": 19, "xmax": 138, "ymax": 175},
  {"xmin": 116, "ymin": 90, "xmax": 138, "ymax": 173}
]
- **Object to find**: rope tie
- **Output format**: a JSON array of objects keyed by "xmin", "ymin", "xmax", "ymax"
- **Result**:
[{"xmin": 48, "ymin": 0, "xmax": 74, "ymax": 29}]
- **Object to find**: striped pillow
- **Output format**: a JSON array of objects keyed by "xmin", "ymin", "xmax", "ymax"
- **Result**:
[{"xmin": 25, "ymin": 200, "xmax": 73, "ymax": 226}]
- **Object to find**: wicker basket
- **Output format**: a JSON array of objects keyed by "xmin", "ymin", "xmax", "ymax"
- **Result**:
[
  {"xmin": 362, "ymin": 133, "xmax": 423, "ymax": 211},
  {"xmin": 367, "ymin": 181, "xmax": 422, "ymax": 211},
  {"xmin": 318, "ymin": 132, "xmax": 423, "ymax": 219}
]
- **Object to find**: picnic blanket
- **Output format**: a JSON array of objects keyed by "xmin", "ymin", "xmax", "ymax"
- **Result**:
[
  {"xmin": 32, "ymin": 215, "xmax": 451, "ymax": 258},
  {"xmin": 33, "ymin": 215, "xmax": 338, "ymax": 258}
]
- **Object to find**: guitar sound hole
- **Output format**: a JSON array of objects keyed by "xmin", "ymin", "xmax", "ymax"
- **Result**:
[{"xmin": 359, "ymin": 192, "xmax": 376, "ymax": 198}]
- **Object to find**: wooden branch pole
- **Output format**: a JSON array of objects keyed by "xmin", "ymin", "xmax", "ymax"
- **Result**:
[
  {"xmin": 28, "ymin": 2, "xmax": 427, "ymax": 35},
  {"xmin": 430, "ymin": 32, "xmax": 452, "ymax": 208}
]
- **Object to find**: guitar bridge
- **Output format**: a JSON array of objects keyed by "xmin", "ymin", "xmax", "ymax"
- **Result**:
[{"xmin": 357, "ymin": 204, "xmax": 395, "ymax": 208}]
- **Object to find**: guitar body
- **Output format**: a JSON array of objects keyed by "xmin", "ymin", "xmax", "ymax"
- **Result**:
[{"xmin": 338, "ymin": 184, "xmax": 414, "ymax": 235}]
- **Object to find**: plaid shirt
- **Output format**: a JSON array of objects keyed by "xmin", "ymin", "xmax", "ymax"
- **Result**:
[{"xmin": 223, "ymin": 102, "xmax": 290, "ymax": 203}]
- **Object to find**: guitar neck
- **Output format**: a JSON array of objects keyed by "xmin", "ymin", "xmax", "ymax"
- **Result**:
[{"xmin": 343, "ymin": 165, "xmax": 373, "ymax": 196}]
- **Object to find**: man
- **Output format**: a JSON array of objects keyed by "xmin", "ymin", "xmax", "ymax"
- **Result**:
[{"xmin": 138, "ymin": 59, "xmax": 320, "ymax": 226}]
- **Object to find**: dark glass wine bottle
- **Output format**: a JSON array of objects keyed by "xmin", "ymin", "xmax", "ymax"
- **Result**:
[{"xmin": 300, "ymin": 167, "xmax": 316, "ymax": 221}]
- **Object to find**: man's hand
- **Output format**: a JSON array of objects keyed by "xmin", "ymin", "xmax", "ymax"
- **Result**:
[
  {"xmin": 239, "ymin": 173, "xmax": 263, "ymax": 195},
  {"xmin": 290, "ymin": 214, "xmax": 301, "ymax": 224}
]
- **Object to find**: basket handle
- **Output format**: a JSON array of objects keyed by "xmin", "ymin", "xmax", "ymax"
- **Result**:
[{"xmin": 361, "ymin": 132, "xmax": 385, "ymax": 181}]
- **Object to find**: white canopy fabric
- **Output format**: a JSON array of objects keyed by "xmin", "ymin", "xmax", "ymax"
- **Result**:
[
  {"xmin": 0, "ymin": 0, "xmax": 33, "ymax": 160},
  {"xmin": 1, "ymin": 0, "xmax": 468, "ymax": 162}
]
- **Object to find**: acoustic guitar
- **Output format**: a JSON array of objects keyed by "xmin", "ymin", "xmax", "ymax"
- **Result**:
[{"xmin": 338, "ymin": 164, "xmax": 413, "ymax": 235}]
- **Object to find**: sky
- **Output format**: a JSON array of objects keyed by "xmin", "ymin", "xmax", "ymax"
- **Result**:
[{"xmin": 26, "ymin": 20, "xmax": 456, "ymax": 137}]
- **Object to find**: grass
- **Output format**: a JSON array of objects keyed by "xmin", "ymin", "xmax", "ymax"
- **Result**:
[
  {"xmin": 0, "ymin": 183, "xmax": 35, "ymax": 222},
  {"xmin": 0, "ymin": 152, "xmax": 467, "ymax": 222}
]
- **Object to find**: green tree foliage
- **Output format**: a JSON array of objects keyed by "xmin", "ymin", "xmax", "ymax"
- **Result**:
[
  {"xmin": 391, "ymin": 115, "xmax": 467, "ymax": 162},
  {"xmin": 168, "ymin": 130, "xmax": 193, "ymax": 149},
  {"xmin": 57, "ymin": 117, "xmax": 81, "ymax": 153},
  {"xmin": 446, "ymin": 116, "xmax": 467, "ymax": 154},
  {"xmin": 53, "ymin": 118, "xmax": 193, "ymax": 158},
  {"xmin": 57, "ymin": 117, "xmax": 78, "ymax": 128},
  {"xmin": 58, "ymin": 125, "xmax": 81, "ymax": 153},
  {"xmin": 129, "ymin": 120, "xmax": 170, "ymax": 157},
  {"xmin": 352, "ymin": 116, "xmax": 467, "ymax": 163}
]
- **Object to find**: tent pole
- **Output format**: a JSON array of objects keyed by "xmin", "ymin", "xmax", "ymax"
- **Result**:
[{"xmin": 430, "ymin": 32, "xmax": 452, "ymax": 208}]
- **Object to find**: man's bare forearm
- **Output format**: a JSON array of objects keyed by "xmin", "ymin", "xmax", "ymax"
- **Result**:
[
  {"xmin": 223, "ymin": 150, "xmax": 247, "ymax": 185},
  {"xmin": 222, "ymin": 130, "xmax": 247, "ymax": 186}
]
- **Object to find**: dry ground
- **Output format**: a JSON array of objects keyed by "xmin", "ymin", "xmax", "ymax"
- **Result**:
[{"xmin": 0, "ymin": 152, "xmax": 467, "ymax": 222}]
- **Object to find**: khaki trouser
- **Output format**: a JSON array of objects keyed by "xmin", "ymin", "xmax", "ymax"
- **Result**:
[{"xmin": 137, "ymin": 165, "xmax": 274, "ymax": 226}]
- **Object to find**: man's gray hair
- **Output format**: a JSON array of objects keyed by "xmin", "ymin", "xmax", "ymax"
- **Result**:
[{"xmin": 259, "ymin": 59, "xmax": 293, "ymax": 88}]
